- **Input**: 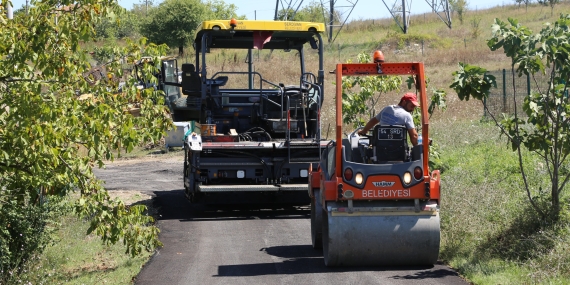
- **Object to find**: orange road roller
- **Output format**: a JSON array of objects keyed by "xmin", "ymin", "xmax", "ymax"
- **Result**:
[{"xmin": 309, "ymin": 59, "xmax": 441, "ymax": 266}]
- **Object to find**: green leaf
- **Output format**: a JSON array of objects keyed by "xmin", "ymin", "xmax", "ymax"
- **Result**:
[{"xmin": 0, "ymin": 0, "xmax": 169, "ymax": 260}]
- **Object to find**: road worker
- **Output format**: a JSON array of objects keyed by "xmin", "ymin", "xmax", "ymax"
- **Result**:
[{"xmin": 357, "ymin": 92, "xmax": 420, "ymax": 146}]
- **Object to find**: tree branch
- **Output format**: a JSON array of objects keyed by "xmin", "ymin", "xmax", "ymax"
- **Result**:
[
  {"xmin": 482, "ymin": 101, "xmax": 514, "ymax": 142},
  {"xmin": 532, "ymin": 149, "xmax": 548, "ymax": 165},
  {"xmin": 531, "ymin": 74, "xmax": 543, "ymax": 96},
  {"xmin": 558, "ymin": 170, "xmax": 570, "ymax": 195},
  {"xmin": 559, "ymin": 149, "xmax": 569, "ymax": 167},
  {"xmin": 0, "ymin": 77, "xmax": 36, "ymax": 83}
]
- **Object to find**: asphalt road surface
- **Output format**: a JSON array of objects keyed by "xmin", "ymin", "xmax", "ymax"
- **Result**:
[{"xmin": 94, "ymin": 153, "xmax": 469, "ymax": 285}]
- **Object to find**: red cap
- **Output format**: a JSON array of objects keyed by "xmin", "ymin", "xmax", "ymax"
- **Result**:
[
  {"xmin": 401, "ymin": 92, "xmax": 419, "ymax": 106},
  {"xmin": 373, "ymin": 50, "xmax": 384, "ymax": 63}
]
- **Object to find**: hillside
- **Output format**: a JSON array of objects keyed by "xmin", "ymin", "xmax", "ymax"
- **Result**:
[
  {"xmin": 323, "ymin": 2, "xmax": 570, "ymax": 122},
  {"xmin": 170, "ymin": 2, "xmax": 570, "ymax": 131}
]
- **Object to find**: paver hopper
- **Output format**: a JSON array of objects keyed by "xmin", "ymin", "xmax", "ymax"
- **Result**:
[{"xmin": 309, "ymin": 59, "xmax": 441, "ymax": 266}]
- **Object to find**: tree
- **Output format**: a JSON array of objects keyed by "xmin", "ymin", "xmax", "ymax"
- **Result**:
[
  {"xmin": 537, "ymin": 0, "xmax": 559, "ymax": 15},
  {"xmin": 140, "ymin": 0, "xmax": 207, "ymax": 55},
  {"xmin": 0, "ymin": 0, "xmax": 171, "ymax": 277},
  {"xmin": 450, "ymin": 15, "xmax": 570, "ymax": 221},
  {"xmin": 93, "ymin": 11, "xmax": 142, "ymax": 39},
  {"xmin": 449, "ymin": 0, "xmax": 468, "ymax": 25},
  {"xmin": 131, "ymin": 2, "xmax": 156, "ymax": 17},
  {"xmin": 296, "ymin": 1, "xmax": 325, "ymax": 22},
  {"xmin": 139, "ymin": 0, "xmax": 156, "ymax": 15},
  {"xmin": 514, "ymin": 0, "xmax": 533, "ymax": 11},
  {"xmin": 276, "ymin": 1, "xmax": 328, "ymax": 23},
  {"xmin": 276, "ymin": 8, "xmax": 297, "ymax": 21},
  {"xmin": 119, "ymin": 11, "xmax": 143, "ymax": 38},
  {"xmin": 94, "ymin": 14, "xmax": 119, "ymax": 39},
  {"xmin": 204, "ymin": 0, "xmax": 244, "ymax": 20}
]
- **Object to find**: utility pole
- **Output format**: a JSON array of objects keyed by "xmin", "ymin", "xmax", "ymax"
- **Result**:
[
  {"xmin": 328, "ymin": 0, "xmax": 334, "ymax": 43},
  {"xmin": 274, "ymin": 0, "xmax": 279, "ymax": 20},
  {"xmin": 6, "ymin": 1, "xmax": 13, "ymax": 19},
  {"xmin": 144, "ymin": 0, "xmax": 153, "ymax": 15}
]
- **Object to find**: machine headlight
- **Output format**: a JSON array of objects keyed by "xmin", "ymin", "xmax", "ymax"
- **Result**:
[
  {"xmin": 343, "ymin": 190, "xmax": 354, "ymax": 199},
  {"xmin": 300, "ymin": 169, "xmax": 308, "ymax": 178},
  {"xmin": 355, "ymin": 173, "xmax": 363, "ymax": 185},
  {"xmin": 403, "ymin": 172, "xmax": 412, "ymax": 185},
  {"xmin": 237, "ymin": 170, "xmax": 245, "ymax": 178}
]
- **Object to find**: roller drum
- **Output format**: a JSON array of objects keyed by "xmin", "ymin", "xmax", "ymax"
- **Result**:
[
  {"xmin": 322, "ymin": 203, "xmax": 440, "ymax": 267},
  {"xmin": 310, "ymin": 189, "xmax": 323, "ymax": 249}
]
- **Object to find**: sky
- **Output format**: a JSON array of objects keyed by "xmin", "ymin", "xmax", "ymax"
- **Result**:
[
  {"xmin": 9, "ymin": 0, "xmax": 508, "ymax": 21},
  {"xmin": 222, "ymin": 0, "xmax": 504, "ymax": 21}
]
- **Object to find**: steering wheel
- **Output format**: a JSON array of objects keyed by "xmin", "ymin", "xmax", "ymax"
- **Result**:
[
  {"xmin": 348, "ymin": 127, "xmax": 371, "ymax": 146},
  {"xmin": 350, "ymin": 127, "xmax": 372, "ymax": 138}
]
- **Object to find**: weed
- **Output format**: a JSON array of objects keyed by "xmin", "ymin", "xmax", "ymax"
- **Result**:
[
  {"xmin": 0, "ymin": 194, "xmax": 67, "ymax": 283},
  {"xmin": 470, "ymin": 16, "xmax": 482, "ymax": 39}
]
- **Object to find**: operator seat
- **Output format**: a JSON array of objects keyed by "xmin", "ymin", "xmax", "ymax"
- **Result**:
[
  {"xmin": 181, "ymin": 63, "xmax": 201, "ymax": 96},
  {"xmin": 372, "ymin": 125, "xmax": 409, "ymax": 162}
]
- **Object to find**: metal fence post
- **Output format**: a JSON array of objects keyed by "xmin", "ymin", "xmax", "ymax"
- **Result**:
[{"xmin": 502, "ymin": 69, "xmax": 507, "ymax": 113}]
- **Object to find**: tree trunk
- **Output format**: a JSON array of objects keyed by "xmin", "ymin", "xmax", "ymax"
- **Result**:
[
  {"xmin": 551, "ymin": 166, "xmax": 560, "ymax": 221},
  {"xmin": 179, "ymin": 46, "xmax": 184, "ymax": 56}
]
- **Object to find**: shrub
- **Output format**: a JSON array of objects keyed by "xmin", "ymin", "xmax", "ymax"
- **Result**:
[{"xmin": 0, "ymin": 192, "xmax": 65, "ymax": 282}]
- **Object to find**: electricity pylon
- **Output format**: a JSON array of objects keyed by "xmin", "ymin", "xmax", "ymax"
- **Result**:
[
  {"xmin": 381, "ymin": 0, "xmax": 451, "ymax": 33},
  {"xmin": 273, "ymin": 0, "xmax": 451, "ymax": 43}
]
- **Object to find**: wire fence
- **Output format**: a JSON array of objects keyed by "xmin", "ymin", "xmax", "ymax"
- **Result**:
[{"xmin": 484, "ymin": 69, "xmax": 550, "ymax": 118}]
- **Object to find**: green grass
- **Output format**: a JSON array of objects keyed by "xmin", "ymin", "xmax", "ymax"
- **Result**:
[
  {"xmin": 11, "ymin": 196, "xmax": 154, "ymax": 285},
  {"xmin": 433, "ymin": 119, "xmax": 570, "ymax": 284}
]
